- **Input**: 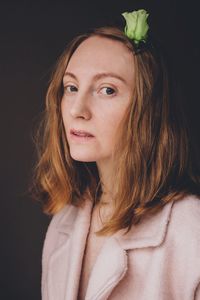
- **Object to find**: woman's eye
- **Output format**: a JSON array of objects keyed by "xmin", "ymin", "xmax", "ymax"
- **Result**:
[
  {"xmin": 64, "ymin": 85, "xmax": 78, "ymax": 93},
  {"xmin": 100, "ymin": 87, "xmax": 116, "ymax": 96}
]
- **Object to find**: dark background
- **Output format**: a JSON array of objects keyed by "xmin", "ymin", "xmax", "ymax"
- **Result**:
[{"xmin": 0, "ymin": 1, "xmax": 199, "ymax": 299}]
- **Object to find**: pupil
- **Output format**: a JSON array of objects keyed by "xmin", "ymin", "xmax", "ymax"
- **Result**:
[
  {"xmin": 106, "ymin": 87, "xmax": 114, "ymax": 95},
  {"xmin": 71, "ymin": 86, "xmax": 77, "ymax": 91}
]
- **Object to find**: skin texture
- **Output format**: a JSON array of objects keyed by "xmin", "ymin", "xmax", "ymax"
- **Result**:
[{"xmin": 61, "ymin": 36, "xmax": 135, "ymax": 191}]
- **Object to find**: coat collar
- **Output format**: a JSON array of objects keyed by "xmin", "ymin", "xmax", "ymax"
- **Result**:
[
  {"xmin": 57, "ymin": 198, "xmax": 174, "ymax": 250},
  {"xmin": 114, "ymin": 201, "xmax": 174, "ymax": 250},
  {"xmin": 48, "ymin": 198, "xmax": 174, "ymax": 300}
]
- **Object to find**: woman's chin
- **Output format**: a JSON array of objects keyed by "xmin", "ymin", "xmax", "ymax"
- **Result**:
[{"xmin": 70, "ymin": 151, "xmax": 98, "ymax": 162}]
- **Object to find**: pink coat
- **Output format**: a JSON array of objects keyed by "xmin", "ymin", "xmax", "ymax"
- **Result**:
[{"xmin": 42, "ymin": 195, "xmax": 200, "ymax": 300}]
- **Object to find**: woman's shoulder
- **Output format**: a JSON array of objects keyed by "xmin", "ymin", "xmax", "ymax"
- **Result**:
[
  {"xmin": 42, "ymin": 203, "xmax": 78, "ymax": 256},
  {"xmin": 171, "ymin": 194, "xmax": 200, "ymax": 226},
  {"xmin": 167, "ymin": 194, "xmax": 200, "ymax": 245},
  {"xmin": 46, "ymin": 202, "xmax": 79, "ymax": 235}
]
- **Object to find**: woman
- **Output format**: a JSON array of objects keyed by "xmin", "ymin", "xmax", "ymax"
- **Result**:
[{"xmin": 34, "ymin": 9, "xmax": 200, "ymax": 300}]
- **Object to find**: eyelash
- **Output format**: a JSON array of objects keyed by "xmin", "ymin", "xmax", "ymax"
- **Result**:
[{"xmin": 63, "ymin": 85, "xmax": 116, "ymax": 96}]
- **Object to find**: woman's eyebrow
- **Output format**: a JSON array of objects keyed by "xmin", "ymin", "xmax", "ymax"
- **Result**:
[{"xmin": 63, "ymin": 71, "xmax": 127, "ymax": 84}]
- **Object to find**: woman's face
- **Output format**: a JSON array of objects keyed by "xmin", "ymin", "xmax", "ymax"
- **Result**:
[{"xmin": 61, "ymin": 36, "xmax": 135, "ymax": 164}]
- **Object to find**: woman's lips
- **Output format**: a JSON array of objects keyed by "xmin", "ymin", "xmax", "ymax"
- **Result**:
[{"xmin": 69, "ymin": 129, "xmax": 95, "ymax": 141}]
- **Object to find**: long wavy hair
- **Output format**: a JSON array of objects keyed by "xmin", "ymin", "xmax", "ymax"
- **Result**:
[{"xmin": 32, "ymin": 26, "xmax": 200, "ymax": 236}]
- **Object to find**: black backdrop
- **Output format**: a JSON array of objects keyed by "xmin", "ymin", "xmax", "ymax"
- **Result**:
[{"xmin": 0, "ymin": 1, "xmax": 199, "ymax": 299}]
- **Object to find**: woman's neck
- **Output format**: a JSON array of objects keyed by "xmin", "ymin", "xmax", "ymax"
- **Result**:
[{"xmin": 96, "ymin": 159, "xmax": 114, "ymax": 197}]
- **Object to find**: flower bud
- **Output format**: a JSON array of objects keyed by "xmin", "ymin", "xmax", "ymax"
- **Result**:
[{"xmin": 122, "ymin": 9, "xmax": 149, "ymax": 45}]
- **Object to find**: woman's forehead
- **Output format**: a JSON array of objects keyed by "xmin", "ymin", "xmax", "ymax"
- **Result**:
[{"xmin": 65, "ymin": 36, "xmax": 135, "ymax": 82}]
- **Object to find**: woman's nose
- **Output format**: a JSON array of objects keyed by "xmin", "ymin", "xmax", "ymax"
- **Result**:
[{"xmin": 70, "ymin": 92, "xmax": 92, "ymax": 120}]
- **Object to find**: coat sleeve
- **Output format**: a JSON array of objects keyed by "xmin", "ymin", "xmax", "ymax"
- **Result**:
[
  {"xmin": 41, "ymin": 214, "xmax": 57, "ymax": 300},
  {"xmin": 41, "ymin": 207, "xmax": 67, "ymax": 300}
]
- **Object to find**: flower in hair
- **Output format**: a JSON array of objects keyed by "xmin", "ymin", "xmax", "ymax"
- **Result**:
[{"xmin": 122, "ymin": 9, "xmax": 149, "ymax": 46}]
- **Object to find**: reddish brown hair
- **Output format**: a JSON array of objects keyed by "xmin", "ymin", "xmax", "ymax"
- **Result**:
[{"xmin": 32, "ymin": 26, "xmax": 200, "ymax": 236}]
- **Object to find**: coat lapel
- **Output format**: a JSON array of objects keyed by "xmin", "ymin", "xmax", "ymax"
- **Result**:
[{"xmin": 85, "ymin": 237, "xmax": 128, "ymax": 300}]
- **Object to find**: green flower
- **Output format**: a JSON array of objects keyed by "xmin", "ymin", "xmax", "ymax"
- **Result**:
[{"xmin": 122, "ymin": 9, "xmax": 149, "ymax": 45}]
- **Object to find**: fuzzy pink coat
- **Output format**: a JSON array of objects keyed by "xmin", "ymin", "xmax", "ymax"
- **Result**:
[{"xmin": 42, "ymin": 195, "xmax": 200, "ymax": 300}]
